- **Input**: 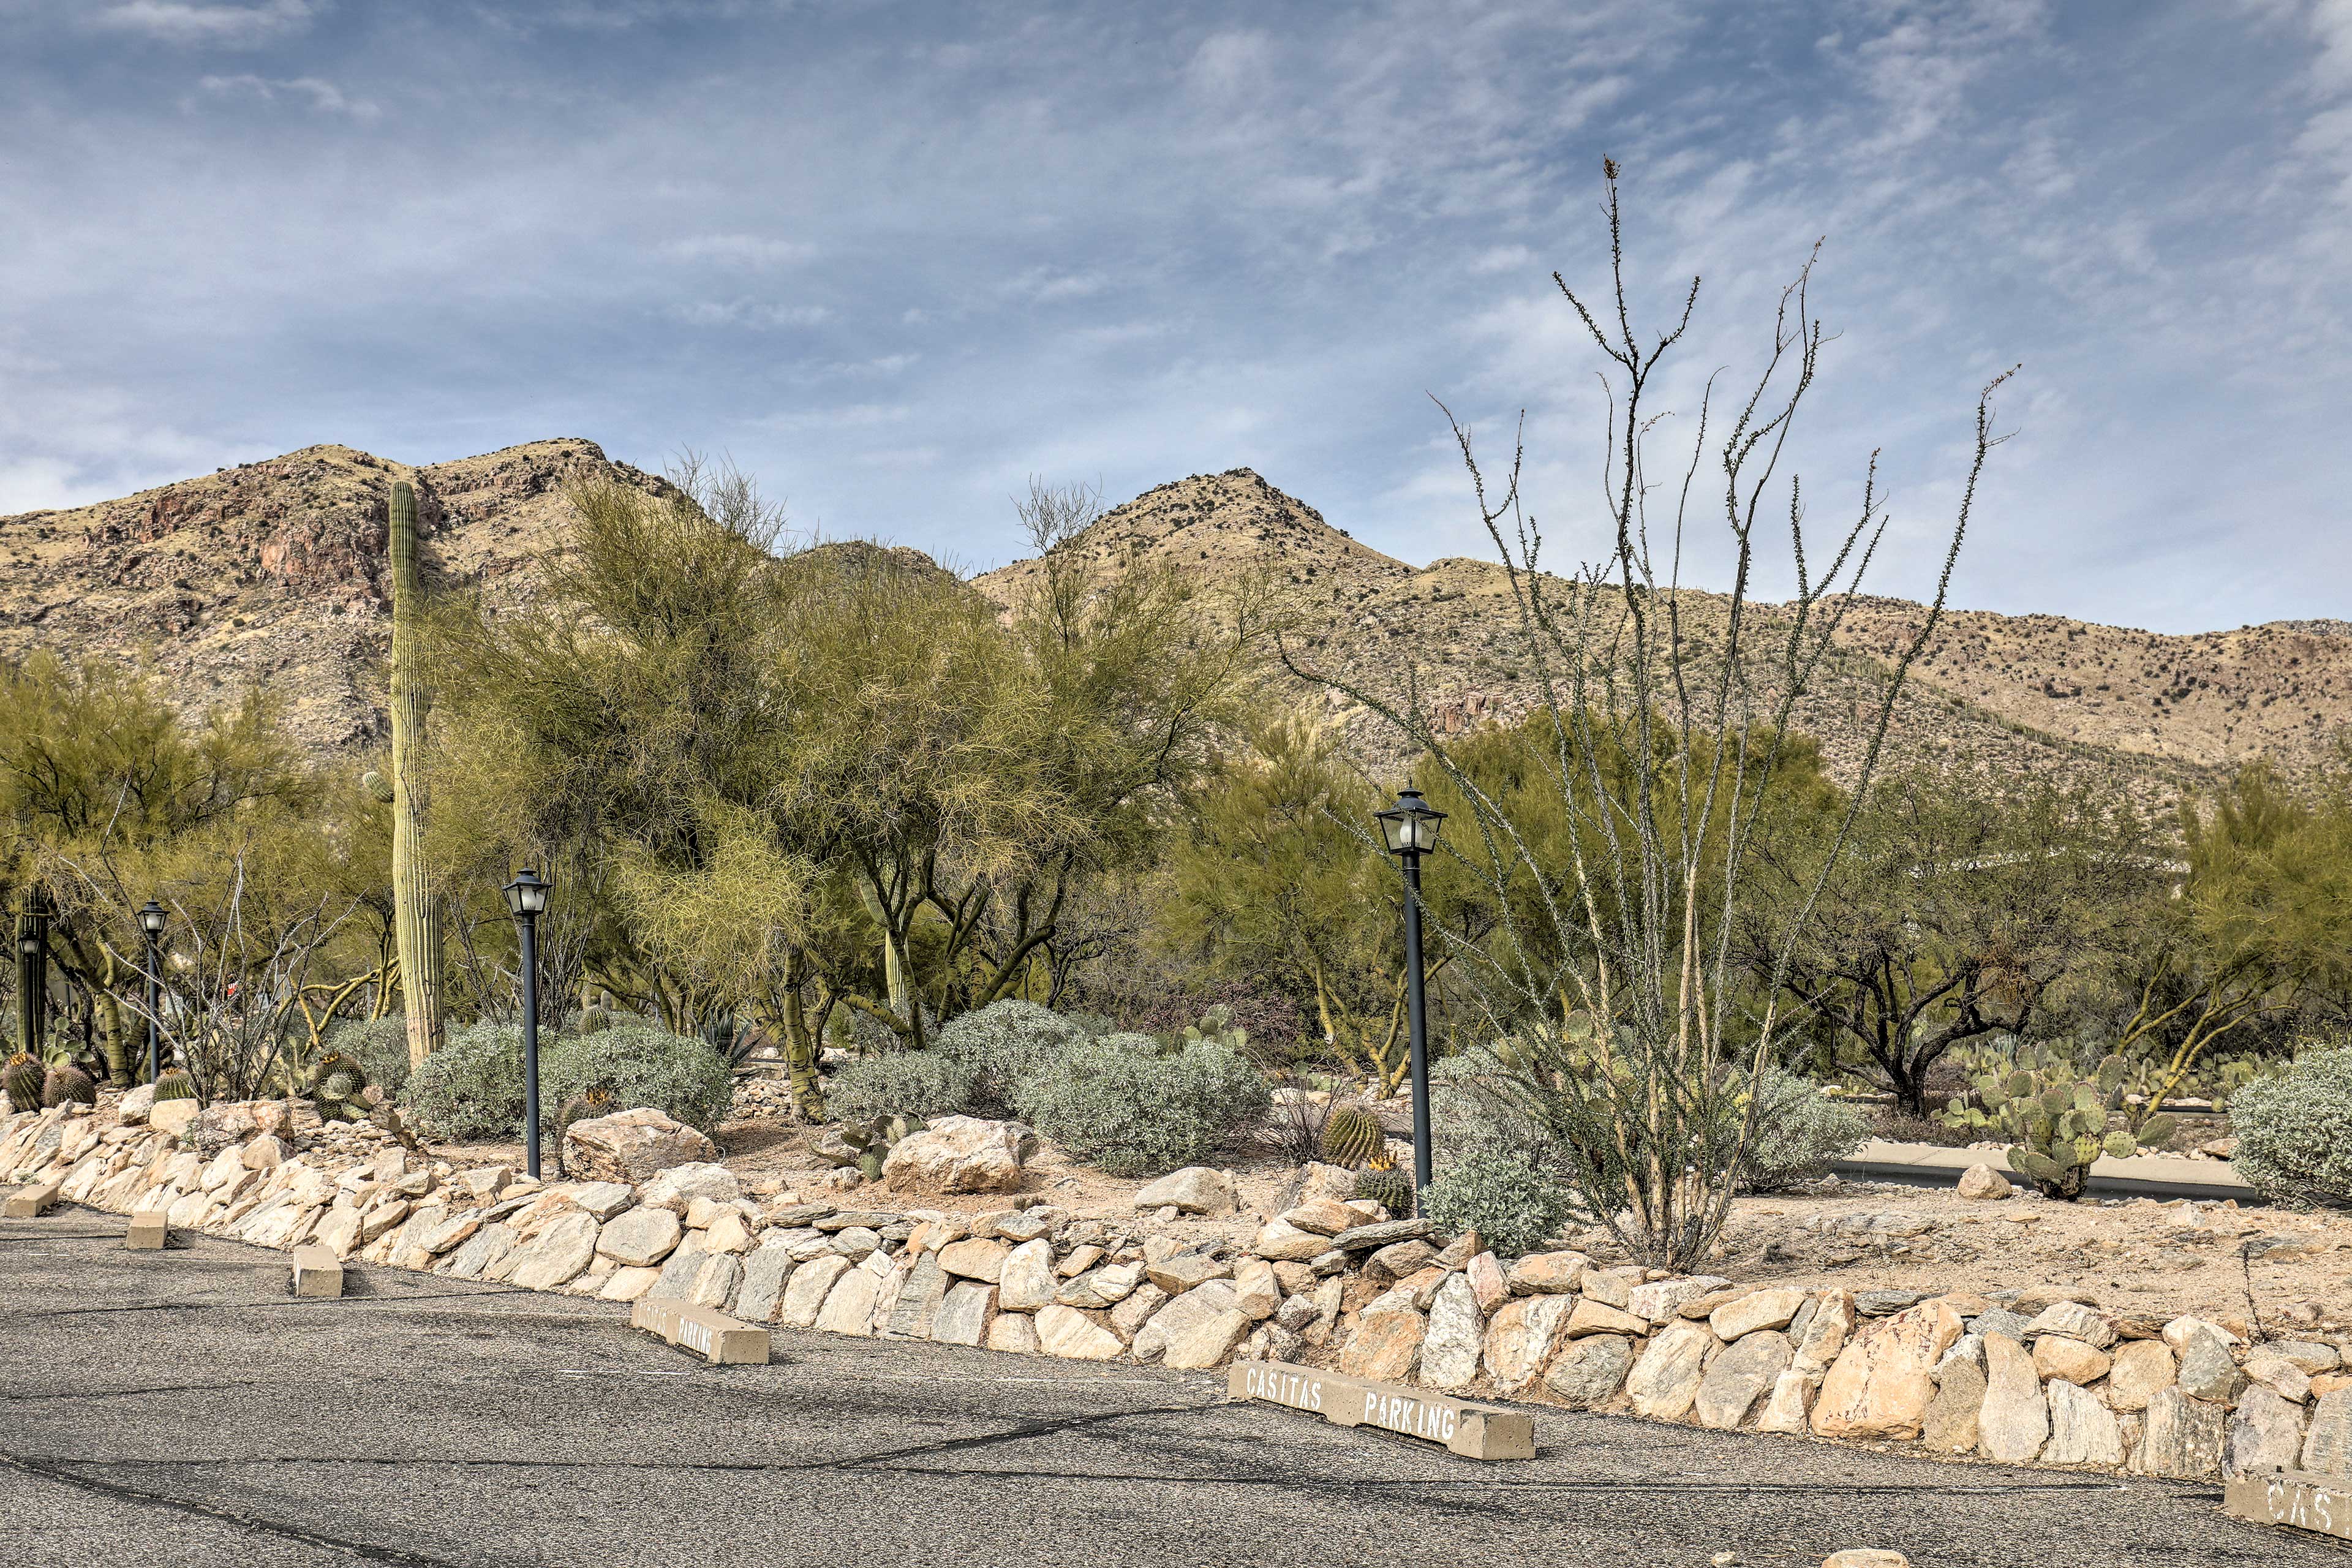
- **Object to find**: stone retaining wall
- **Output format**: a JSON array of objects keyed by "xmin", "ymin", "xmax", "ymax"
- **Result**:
[{"xmin": 6, "ymin": 1098, "xmax": 2346, "ymax": 1487}]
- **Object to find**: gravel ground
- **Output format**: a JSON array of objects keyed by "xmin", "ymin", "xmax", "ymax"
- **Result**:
[{"xmin": 2, "ymin": 1210, "xmax": 2342, "ymax": 1567}]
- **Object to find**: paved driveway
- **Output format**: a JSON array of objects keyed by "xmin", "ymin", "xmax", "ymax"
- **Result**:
[{"xmin": 0, "ymin": 1211, "xmax": 2334, "ymax": 1567}]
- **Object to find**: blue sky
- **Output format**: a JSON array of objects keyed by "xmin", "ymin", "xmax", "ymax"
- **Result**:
[{"xmin": 2, "ymin": 1, "xmax": 2348, "ymax": 632}]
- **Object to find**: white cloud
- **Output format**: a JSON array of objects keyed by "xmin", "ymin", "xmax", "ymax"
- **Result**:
[
  {"xmin": 196, "ymin": 73, "xmax": 377, "ymax": 118},
  {"xmin": 92, "ymin": 0, "xmax": 317, "ymax": 46},
  {"xmin": 664, "ymin": 233, "xmax": 816, "ymax": 268},
  {"xmin": 671, "ymin": 300, "xmax": 831, "ymax": 328}
]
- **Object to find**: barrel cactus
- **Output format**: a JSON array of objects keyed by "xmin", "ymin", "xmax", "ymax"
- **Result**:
[
  {"xmin": 2, "ymin": 1050, "xmax": 40, "ymax": 1109},
  {"xmin": 1322, "ymin": 1104, "xmax": 1385, "ymax": 1169},
  {"xmin": 578, "ymin": 993, "xmax": 616, "ymax": 1036},
  {"xmin": 42, "ymin": 1061, "xmax": 96, "ymax": 1107},
  {"xmin": 1945, "ymin": 1049, "xmax": 2173, "ymax": 1200},
  {"xmin": 1352, "ymin": 1165, "xmax": 1414, "ymax": 1218},
  {"xmin": 306, "ymin": 1051, "xmax": 369, "ymax": 1123},
  {"xmin": 153, "ymin": 1067, "xmax": 197, "ymax": 1102},
  {"xmin": 553, "ymin": 1087, "xmax": 615, "ymax": 1176}
]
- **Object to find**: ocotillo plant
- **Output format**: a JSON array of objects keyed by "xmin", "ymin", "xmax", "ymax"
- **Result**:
[{"xmin": 388, "ymin": 480, "xmax": 443, "ymax": 1071}]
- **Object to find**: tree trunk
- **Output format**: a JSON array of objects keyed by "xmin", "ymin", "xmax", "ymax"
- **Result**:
[{"xmin": 390, "ymin": 480, "xmax": 445, "ymax": 1072}]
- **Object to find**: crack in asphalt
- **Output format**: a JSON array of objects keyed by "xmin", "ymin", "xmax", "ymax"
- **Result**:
[
  {"xmin": 0, "ymin": 1449, "xmax": 473, "ymax": 1568},
  {"xmin": 1, "ymin": 1380, "xmax": 263, "ymax": 1403}
]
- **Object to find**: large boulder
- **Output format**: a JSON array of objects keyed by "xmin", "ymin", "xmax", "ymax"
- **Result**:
[
  {"xmin": 563, "ymin": 1108, "xmax": 718, "ymax": 1185},
  {"xmin": 880, "ymin": 1116, "xmax": 1036, "ymax": 1194},
  {"xmin": 1812, "ymin": 1300, "xmax": 1964, "ymax": 1441}
]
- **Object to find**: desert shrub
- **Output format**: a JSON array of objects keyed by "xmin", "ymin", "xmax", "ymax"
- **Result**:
[
  {"xmin": 934, "ymin": 1000, "xmax": 1093, "ymax": 1116},
  {"xmin": 1423, "ymin": 1148, "xmax": 1577, "ymax": 1257},
  {"xmin": 1743, "ymin": 1066, "xmax": 1872, "ymax": 1192},
  {"xmin": 402, "ymin": 1021, "xmax": 527, "ymax": 1142},
  {"xmin": 1012, "ymin": 1033, "xmax": 1270, "ymax": 1177},
  {"xmin": 2231, "ymin": 1044, "xmax": 2352, "ymax": 1207},
  {"xmin": 826, "ymin": 1049, "xmax": 977, "ymax": 1122},
  {"xmin": 326, "ymin": 1015, "xmax": 412, "ymax": 1099},
  {"xmin": 544, "ymin": 1023, "xmax": 735, "ymax": 1134},
  {"xmin": 1430, "ymin": 1049, "xmax": 1552, "ymax": 1161}
]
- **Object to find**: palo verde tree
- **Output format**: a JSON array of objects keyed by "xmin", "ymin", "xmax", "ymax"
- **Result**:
[
  {"xmin": 0, "ymin": 653, "xmax": 317, "ymax": 1085},
  {"xmin": 1286, "ymin": 160, "xmax": 2016, "ymax": 1268}
]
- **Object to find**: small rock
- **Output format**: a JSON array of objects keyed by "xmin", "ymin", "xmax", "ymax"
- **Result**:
[
  {"xmin": 596, "ymin": 1205, "xmax": 683, "ymax": 1268},
  {"xmin": 1134, "ymin": 1166, "xmax": 1235, "ymax": 1215},
  {"xmin": 1465, "ymin": 1251, "xmax": 1510, "ymax": 1313},
  {"xmin": 1821, "ymin": 1553, "xmax": 1907, "ymax": 1568},
  {"xmin": 997, "ymin": 1238, "xmax": 1056, "ymax": 1312},
  {"xmin": 1976, "ymin": 1333, "xmax": 2047, "ymax": 1463},
  {"xmin": 1955, "ymin": 1163, "xmax": 2011, "ymax": 1200},
  {"xmin": 1626, "ymin": 1321, "xmax": 1714, "ymax": 1422},
  {"xmin": 1146, "ymin": 1251, "xmax": 1232, "ymax": 1295},
  {"xmin": 1694, "ymin": 1330, "xmax": 1794, "ymax": 1430},
  {"xmin": 1545, "ymin": 1333, "xmax": 1635, "ymax": 1408},
  {"xmin": 2024, "ymin": 1300, "xmax": 2116, "ymax": 1349},
  {"xmin": 1329, "ymin": 1218, "xmax": 1434, "ymax": 1251},
  {"xmin": 1365, "ymin": 1238, "xmax": 1438, "ymax": 1283},
  {"xmin": 938, "ymin": 1237, "xmax": 1011, "ymax": 1283},
  {"xmin": 1506, "ymin": 1250, "xmax": 1588, "ymax": 1295},
  {"xmin": 1419, "ymin": 1275, "xmax": 1484, "ymax": 1392},
  {"xmin": 2030, "ymin": 1335, "xmax": 2111, "ymax": 1385}
]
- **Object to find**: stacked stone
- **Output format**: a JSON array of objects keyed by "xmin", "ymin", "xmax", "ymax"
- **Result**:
[
  {"xmin": 9, "ymin": 1095, "xmax": 2351, "ymax": 1490},
  {"xmin": 1320, "ymin": 1244, "xmax": 2352, "ymax": 1484}
]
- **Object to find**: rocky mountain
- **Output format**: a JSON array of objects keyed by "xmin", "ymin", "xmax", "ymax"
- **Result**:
[
  {"xmin": 6, "ymin": 447, "xmax": 2345, "ymax": 805},
  {"xmin": 0, "ymin": 439, "xmax": 664, "ymax": 755},
  {"xmin": 972, "ymin": 468, "xmax": 2352, "ymax": 805}
]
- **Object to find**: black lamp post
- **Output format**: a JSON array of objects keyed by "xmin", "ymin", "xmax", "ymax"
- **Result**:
[
  {"xmin": 1373, "ymin": 788, "xmax": 1446, "ymax": 1206},
  {"xmin": 503, "ymin": 869, "xmax": 551, "ymax": 1179},
  {"xmin": 17, "ymin": 888, "xmax": 50, "ymax": 1061},
  {"xmin": 137, "ymin": 902, "xmax": 168, "ymax": 1082}
]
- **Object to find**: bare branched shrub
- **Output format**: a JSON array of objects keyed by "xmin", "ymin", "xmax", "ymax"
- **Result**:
[{"xmin": 1286, "ymin": 163, "xmax": 2015, "ymax": 1268}]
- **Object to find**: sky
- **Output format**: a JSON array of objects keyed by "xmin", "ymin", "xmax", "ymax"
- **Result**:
[{"xmin": 1, "ymin": 1, "xmax": 2348, "ymax": 632}]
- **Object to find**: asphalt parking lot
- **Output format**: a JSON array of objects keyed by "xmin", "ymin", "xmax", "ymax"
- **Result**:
[{"xmin": 0, "ymin": 1209, "xmax": 2337, "ymax": 1567}]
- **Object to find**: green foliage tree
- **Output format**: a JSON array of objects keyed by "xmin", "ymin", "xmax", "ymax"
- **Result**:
[{"xmin": 1753, "ymin": 760, "xmax": 2158, "ymax": 1115}]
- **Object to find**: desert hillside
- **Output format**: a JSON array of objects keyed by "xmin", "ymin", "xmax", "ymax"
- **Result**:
[
  {"xmin": 0, "ymin": 440, "xmax": 665, "ymax": 753},
  {"xmin": 973, "ymin": 469, "xmax": 2352, "ymax": 804},
  {"xmin": 6, "ymin": 448, "xmax": 2346, "ymax": 803}
]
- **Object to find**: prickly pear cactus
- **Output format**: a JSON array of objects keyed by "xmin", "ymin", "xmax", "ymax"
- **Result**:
[
  {"xmin": 1, "ymin": 1050, "xmax": 40, "ymax": 1109},
  {"xmin": 41, "ymin": 1061, "xmax": 96, "ymax": 1108},
  {"xmin": 1352, "ymin": 1166, "xmax": 1414, "ymax": 1218},
  {"xmin": 1321, "ymin": 1105, "xmax": 1385, "ymax": 1169},
  {"xmin": 153, "ymin": 1067, "xmax": 197, "ymax": 1102},
  {"xmin": 1943, "ymin": 1049, "xmax": 2174, "ymax": 1200},
  {"xmin": 817, "ymin": 1113, "xmax": 929, "ymax": 1182},
  {"xmin": 305, "ymin": 1050, "xmax": 370, "ymax": 1123}
]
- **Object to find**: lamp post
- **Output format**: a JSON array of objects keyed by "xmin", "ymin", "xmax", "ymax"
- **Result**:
[
  {"xmin": 138, "ymin": 902, "xmax": 168, "ymax": 1082},
  {"xmin": 17, "ymin": 888, "xmax": 50, "ymax": 1061},
  {"xmin": 1373, "ymin": 788, "xmax": 1446, "ymax": 1206},
  {"xmin": 503, "ymin": 869, "xmax": 551, "ymax": 1179}
]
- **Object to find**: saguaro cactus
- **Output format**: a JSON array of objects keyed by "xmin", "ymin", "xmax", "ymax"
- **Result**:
[{"xmin": 389, "ymin": 480, "xmax": 444, "ymax": 1071}]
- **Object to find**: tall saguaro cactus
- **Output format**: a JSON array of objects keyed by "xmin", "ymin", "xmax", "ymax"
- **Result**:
[{"xmin": 389, "ymin": 480, "xmax": 444, "ymax": 1071}]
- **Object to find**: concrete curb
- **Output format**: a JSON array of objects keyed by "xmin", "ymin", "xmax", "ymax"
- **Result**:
[{"xmin": 1833, "ymin": 1140, "xmax": 2266, "ymax": 1204}]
